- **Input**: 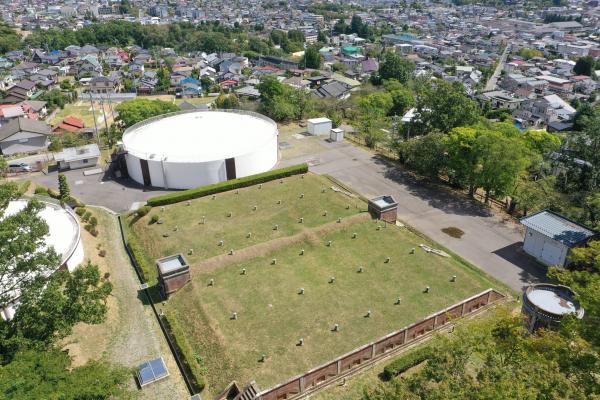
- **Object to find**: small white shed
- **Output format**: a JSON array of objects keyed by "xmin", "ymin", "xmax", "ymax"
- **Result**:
[
  {"xmin": 330, "ymin": 128, "xmax": 344, "ymax": 142},
  {"xmin": 520, "ymin": 210, "xmax": 595, "ymax": 267},
  {"xmin": 307, "ymin": 117, "xmax": 332, "ymax": 136},
  {"xmin": 54, "ymin": 143, "xmax": 100, "ymax": 170}
]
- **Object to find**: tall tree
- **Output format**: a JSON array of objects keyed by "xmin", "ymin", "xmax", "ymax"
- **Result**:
[
  {"xmin": 58, "ymin": 173, "xmax": 70, "ymax": 205},
  {"xmin": 573, "ymin": 56, "xmax": 596, "ymax": 76},
  {"xmin": 411, "ymin": 80, "xmax": 480, "ymax": 135},
  {"xmin": 303, "ymin": 45, "xmax": 322, "ymax": 69},
  {"xmin": 115, "ymin": 98, "xmax": 179, "ymax": 127},
  {"xmin": 377, "ymin": 51, "xmax": 415, "ymax": 84}
]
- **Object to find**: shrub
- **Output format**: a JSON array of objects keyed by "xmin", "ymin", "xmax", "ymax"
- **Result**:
[
  {"xmin": 147, "ymin": 163, "xmax": 309, "ymax": 206},
  {"xmin": 161, "ymin": 314, "xmax": 206, "ymax": 392},
  {"xmin": 382, "ymin": 348, "xmax": 430, "ymax": 380},
  {"xmin": 150, "ymin": 215, "xmax": 160, "ymax": 224},
  {"xmin": 34, "ymin": 186, "xmax": 48, "ymax": 195},
  {"xmin": 47, "ymin": 188, "xmax": 60, "ymax": 199},
  {"xmin": 126, "ymin": 237, "xmax": 150, "ymax": 283},
  {"xmin": 82, "ymin": 211, "xmax": 92, "ymax": 222},
  {"xmin": 75, "ymin": 207, "xmax": 86, "ymax": 216},
  {"xmin": 89, "ymin": 216, "xmax": 98, "ymax": 227},
  {"xmin": 99, "ymin": 249, "xmax": 107, "ymax": 257},
  {"xmin": 18, "ymin": 181, "xmax": 31, "ymax": 195},
  {"xmin": 136, "ymin": 205, "xmax": 152, "ymax": 218}
]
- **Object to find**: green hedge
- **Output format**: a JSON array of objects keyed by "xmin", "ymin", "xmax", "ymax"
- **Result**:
[
  {"xmin": 126, "ymin": 236, "xmax": 153, "ymax": 284},
  {"xmin": 147, "ymin": 163, "xmax": 309, "ymax": 207},
  {"xmin": 382, "ymin": 348, "xmax": 430, "ymax": 380},
  {"xmin": 161, "ymin": 314, "xmax": 206, "ymax": 392}
]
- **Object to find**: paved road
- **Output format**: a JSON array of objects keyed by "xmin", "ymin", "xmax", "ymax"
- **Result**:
[
  {"xmin": 484, "ymin": 45, "xmax": 510, "ymax": 92},
  {"xmin": 280, "ymin": 141, "xmax": 546, "ymax": 292},
  {"xmin": 27, "ymin": 167, "xmax": 170, "ymax": 213}
]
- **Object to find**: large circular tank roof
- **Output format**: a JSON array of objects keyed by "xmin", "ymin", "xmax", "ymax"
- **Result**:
[
  {"xmin": 122, "ymin": 110, "xmax": 278, "ymax": 163},
  {"xmin": 525, "ymin": 284, "xmax": 582, "ymax": 317}
]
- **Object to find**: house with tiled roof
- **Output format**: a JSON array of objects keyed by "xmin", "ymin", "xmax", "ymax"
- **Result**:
[
  {"xmin": 0, "ymin": 117, "xmax": 50, "ymax": 155},
  {"xmin": 52, "ymin": 116, "xmax": 85, "ymax": 134}
]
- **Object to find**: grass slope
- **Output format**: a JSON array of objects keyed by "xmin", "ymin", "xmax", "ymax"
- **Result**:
[
  {"xmin": 130, "ymin": 173, "xmax": 364, "ymax": 274},
  {"xmin": 165, "ymin": 218, "xmax": 494, "ymax": 394}
]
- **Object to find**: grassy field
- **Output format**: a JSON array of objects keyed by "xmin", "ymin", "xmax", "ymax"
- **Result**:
[
  {"xmin": 49, "ymin": 101, "xmax": 115, "ymax": 128},
  {"xmin": 129, "ymin": 173, "xmax": 365, "ymax": 277},
  {"xmin": 164, "ymin": 217, "xmax": 495, "ymax": 395}
]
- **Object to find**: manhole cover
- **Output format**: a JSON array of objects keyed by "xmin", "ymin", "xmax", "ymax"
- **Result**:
[
  {"xmin": 279, "ymin": 141, "xmax": 292, "ymax": 150},
  {"xmin": 306, "ymin": 158, "xmax": 320, "ymax": 167}
]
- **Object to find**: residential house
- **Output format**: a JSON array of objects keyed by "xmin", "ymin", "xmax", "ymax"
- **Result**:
[
  {"xmin": 314, "ymin": 80, "xmax": 352, "ymax": 100},
  {"xmin": 137, "ymin": 71, "xmax": 159, "ymax": 94},
  {"xmin": 73, "ymin": 55, "xmax": 102, "ymax": 78},
  {"xmin": 0, "ymin": 118, "xmax": 50, "ymax": 155},
  {"xmin": 52, "ymin": 116, "xmax": 85, "ymax": 134},
  {"xmin": 536, "ymin": 75, "xmax": 574, "ymax": 94},
  {"xmin": 1, "ymin": 80, "xmax": 38, "ymax": 104},
  {"xmin": 513, "ymin": 94, "xmax": 576, "ymax": 129},
  {"xmin": 89, "ymin": 75, "xmax": 121, "ymax": 94}
]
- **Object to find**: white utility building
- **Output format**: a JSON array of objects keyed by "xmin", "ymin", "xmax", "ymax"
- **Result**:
[
  {"xmin": 520, "ymin": 210, "xmax": 595, "ymax": 267},
  {"xmin": 1, "ymin": 199, "xmax": 84, "ymax": 320},
  {"xmin": 307, "ymin": 117, "xmax": 332, "ymax": 136},
  {"xmin": 122, "ymin": 110, "xmax": 279, "ymax": 190}
]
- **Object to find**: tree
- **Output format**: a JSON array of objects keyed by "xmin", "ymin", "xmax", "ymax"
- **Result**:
[
  {"xmin": 215, "ymin": 93, "xmax": 239, "ymax": 109},
  {"xmin": 377, "ymin": 52, "xmax": 415, "ymax": 84},
  {"xmin": 40, "ymin": 89, "xmax": 71, "ymax": 111},
  {"xmin": 363, "ymin": 309, "xmax": 599, "ymax": 400},
  {"xmin": 333, "ymin": 19, "xmax": 348, "ymax": 34},
  {"xmin": 0, "ymin": 186, "xmax": 60, "ymax": 314},
  {"xmin": 155, "ymin": 67, "xmax": 171, "ymax": 92},
  {"xmin": 1, "ymin": 261, "xmax": 112, "ymax": 354},
  {"xmin": 517, "ymin": 48, "xmax": 543, "ymax": 59},
  {"xmin": 0, "ymin": 24, "xmax": 21, "ymax": 54},
  {"xmin": 396, "ymin": 133, "xmax": 446, "ymax": 177},
  {"xmin": 58, "ymin": 173, "xmax": 70, "ymax": 205},
  {"xmin": 115, "ymin": 98, "xmax": 179, "ymax": 128},
  {"xmin": 389, "ymin": 88, "xmax": 415, "ymax": 117},
  {"xmin": 573, "ymin": 56, "xmax": 596, "ymax": 76},
  {"xmin": 411, "ymin": 80, "xmax": 480, "ymax": 135},
  {"xmin": 317, "ymin": 30, "xmax": 327, "ymax": 43},
  {"xmin": 0, "ymin": 349, "xmax": 130, "ymax": 399},
  {"xmin": 303, "ymin": 45, "xmax": 321, "ymax": 69}
]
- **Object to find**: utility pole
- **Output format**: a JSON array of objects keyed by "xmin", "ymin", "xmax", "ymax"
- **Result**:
[
  {"xmin": 100, "ymin": 98, "xmax": 111, "ymax": 148},
  {"xmin": 89, "ymin": 92, "xmax": 101, "ymax": 148}
]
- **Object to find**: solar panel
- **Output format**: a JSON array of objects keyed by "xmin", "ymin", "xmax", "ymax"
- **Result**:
[{"xmin": 137, "ymin": 357, "xmax": 170, "ymax": 387}]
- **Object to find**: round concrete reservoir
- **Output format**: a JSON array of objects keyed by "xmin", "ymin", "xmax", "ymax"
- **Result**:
[
  {"xmin": 122, "ymin": 109, "xmax": 279, "ymax": 189},
  {"xmin": 1, "ymin": 199, "xmax": 84, "ymax": 320},
  {"xmin": 527, "ymin": 287, "xmax": 577, "ymax": 316},
  {"xmin": 522, "ymin": 283, "xmax": 584, "ymax": 332}
]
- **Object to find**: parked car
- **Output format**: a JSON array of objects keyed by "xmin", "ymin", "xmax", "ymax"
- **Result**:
[{"xmin": 8, "ymin": 162, "xmax": 31, "ymax": 172}]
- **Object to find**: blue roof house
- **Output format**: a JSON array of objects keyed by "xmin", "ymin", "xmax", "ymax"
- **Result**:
[{"xmin": 520, "ymin": 210, "xmax": 596, "ymax": 267}]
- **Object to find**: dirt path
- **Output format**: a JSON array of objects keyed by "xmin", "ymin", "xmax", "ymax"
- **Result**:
[
  {"xmin": 192, "ymin": 212, "xmax": 371, "ymax": 273},
  {"xmin": 62, "ymin": 209, "xmax": 189, "ymax": 399}
]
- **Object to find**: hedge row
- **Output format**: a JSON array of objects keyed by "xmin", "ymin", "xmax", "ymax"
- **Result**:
[
  {"xmin": 147, "ymin": 163, "xmax": 309, "ymax": 207},
  {"xmin": 382, "ymin": 348, "xmax": 430, "ymax": 380},
  {"xmin": 161, "ymin": 314, "xmax": 206, "ymax": 392},
  {"xmin": 126, "ymin": 237, "xmax": 153, "ymax": 284}
]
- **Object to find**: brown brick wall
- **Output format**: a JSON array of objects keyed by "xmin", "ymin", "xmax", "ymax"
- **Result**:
[
  {"xmin": 257, "ymin": 290, "xmax": 504, "ymax": 400},
  {"xmin": 374, "ymin": 330, "xmax": 406, "ymax": 355},
  {"xmin": 260, "ymin": 379, "xmax": 301, "ymax": 400},
  {"xmin": 340, "ymin": 346, "xmax": 372, "ymax": 371},
  {"xmin": 161, "ymin": 271, "xmax": 190, "ymax": 296},
  {"xmin": 304, "ymin": 362, "xmax": 338, "ymax": 388},
  {"xmin": 407, "ymin": 316, "xmax": 435, "ymax": 341}
]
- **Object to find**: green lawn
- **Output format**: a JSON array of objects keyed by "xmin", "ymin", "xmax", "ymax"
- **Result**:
[
  {"xmin": 130, "ymin": 173, "xmax": 364, "ymax": 275},
  {"xmin": 174, "ymin": 97, "xmax": 215, "ymax": 105},
  {"xmin": 50, "ymin": 102, "xmax": 114, "ymax": 128},
  {"xmin": 165, "ymin": 218, "xmax": 495, "ymax": 395}
]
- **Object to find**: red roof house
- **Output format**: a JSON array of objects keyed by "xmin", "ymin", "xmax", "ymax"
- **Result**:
[{"xmin": 52, "ymin": 116, "xmax": 85, "ymax": 133}]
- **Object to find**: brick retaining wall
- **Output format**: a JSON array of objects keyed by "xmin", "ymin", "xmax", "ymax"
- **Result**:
[{"xmin": 256, "ymin": 288, "xmax": 505, "ymax": 400}]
